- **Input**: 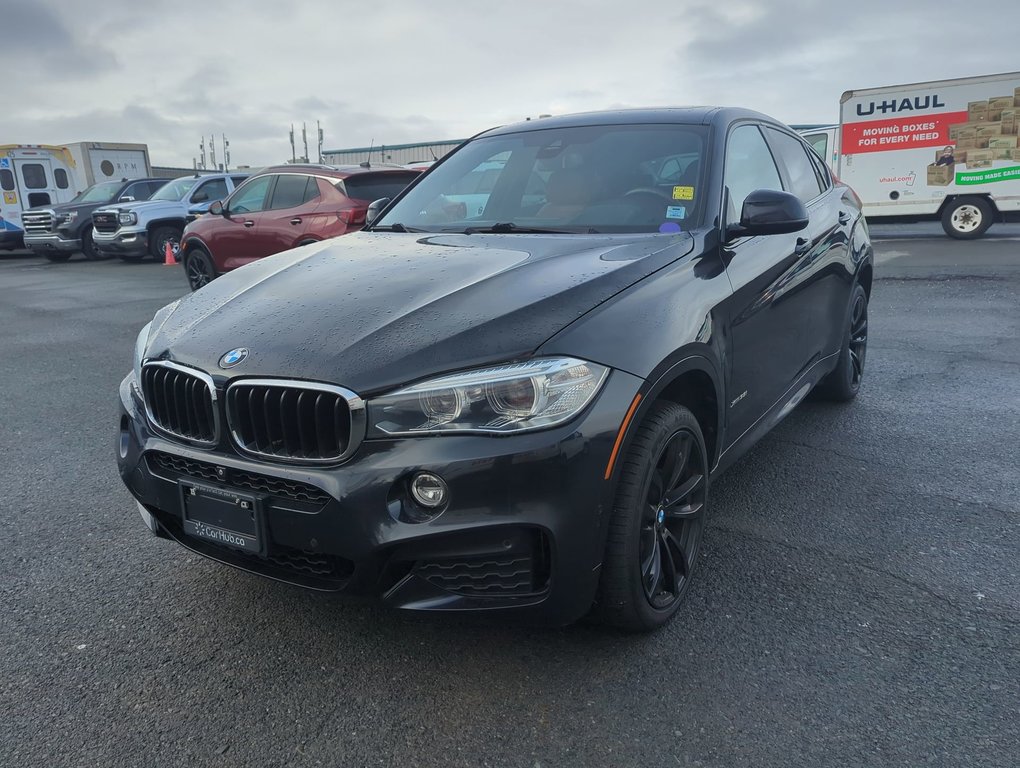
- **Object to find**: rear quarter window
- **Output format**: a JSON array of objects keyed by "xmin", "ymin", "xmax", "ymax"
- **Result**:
[{"xmin": 340, "ymin": 172, "xmax": 420, "ymax": 203}]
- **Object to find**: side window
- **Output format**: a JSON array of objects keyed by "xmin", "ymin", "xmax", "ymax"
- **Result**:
[
  {"xmin": 192, "ymin": 178, "xmax": 228, "ymax": 204},
  {"xmin": 806, "ymin": 147, "xmax": 831, "ymax": 192},
  {"xmin": 0, "ymin": 169, "xmax": 14, "ymax": 191},
  {"xmin": 229, "ymin": 175, "xmax": 273, "ymax": 214},
  {"xmin": 268, "ymin": 174, "xmax": 310, "ymax": 209},
  {"xmin": 303, "ymin": 177, "xmax": 322, "ymax": 204},
  {"xmin": 765, "ymin": 128, "xmax": 823, "ymax": 203},
  {"xmin": 723, "ymin": 125, "xmax": 783, "ymax": 223},
  {"xmin": 54, "ymin": 168, "xmax": 69, "ymax": 189},
  {"xmin": 122, "ymin": 182, "xmax": 147, "ymax": 200},
  {"xmin": 230, "ymin": 176, "xmax": 249, "ymax": 189},
  {"xmin": 21, "ymin": 163, "xmax": 48, "ymax": 189},
  {"xmin": 803, "ymin": 133, "xmax": 828, "ymax": 162},
  {"xmin": 144, "ymin": 181, "xmax": 165, "ymax": 198}
]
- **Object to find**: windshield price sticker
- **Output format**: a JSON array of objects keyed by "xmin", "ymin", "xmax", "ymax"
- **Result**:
[
  {"xmin": 672, "ymin": 186, "xmax": 694, "ymax": 200},
  {"xmin": 666, "ymin": 205, "xmax": 686, "ymax": 219}
]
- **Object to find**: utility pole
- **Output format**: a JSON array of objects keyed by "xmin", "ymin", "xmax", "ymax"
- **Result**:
[
  {"xmin": 289, "ymin": 124, "xmax": 296, "ymax": 163},
  {"xmin": 317, "ymin": 120, "xmax": 324, "ymax": 163},
  {"xmin": 302, "ymin": 122, "xmax": 309, "ymax": 163},
  {"xmin": 222, "ymin": 134, "xmax": 230, "ymax": 171},
  {"xmin": 209, "ymin": 134, "xmax": 216, "ymax": 171},
  {"xmin": 199, "ymin": 138, "xmax": 206, "ymax": 169}
]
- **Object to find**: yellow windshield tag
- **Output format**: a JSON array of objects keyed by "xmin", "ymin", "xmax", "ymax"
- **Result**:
[{"xmin": 672, "ymin": 186, "xmax": 694, "ymax": 201}]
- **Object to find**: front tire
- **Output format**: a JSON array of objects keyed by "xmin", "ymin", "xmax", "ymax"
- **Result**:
[
  {"xmin": 81, "ymin": 228, "xmax": 104, "ymax": 261},
  {"xmin": 941, "ymin": 197, "xmax": 993, "ymax": 239},
  {"xmin": 184, "ymin": 247, "xmax": 217, "ymax": 291},
  {"xmin": 149, "ymin": 226, "xmax": 183, "ymax": 261},
  {"xmin": 815, "ymin": 283, "xmax": 868, "ymax": 401},
  {"xmin": 595, "ymin": 401, "xmax": 708, "ymax": 632}
]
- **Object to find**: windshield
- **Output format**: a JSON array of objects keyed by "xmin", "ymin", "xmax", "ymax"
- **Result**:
[
  {"xmin": 149, "ymin": 177, "xmax": 199, "ymax": 202},
  {"xmin": 72, "ymin": 181, "xmax": 124, "ymax": 204},
  {"xmin": 376, "ymin": 123, "xmax": 708, "ymax": 233}
]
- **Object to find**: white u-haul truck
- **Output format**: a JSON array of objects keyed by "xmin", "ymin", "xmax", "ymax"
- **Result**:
[
  {"xmin": 0, "ymin": 142, "xmax": 151, "ymax": 250},
  {"xmin": 799, "ymin": 71, "xmax": 1020, "ymax": 238}
]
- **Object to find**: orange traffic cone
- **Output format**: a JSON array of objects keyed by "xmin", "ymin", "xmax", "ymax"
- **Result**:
[{"xmin": 164, "ymin": 241, "xmax": 175, "ymax": 266}]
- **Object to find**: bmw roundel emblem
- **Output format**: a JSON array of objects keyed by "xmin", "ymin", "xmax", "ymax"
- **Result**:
[{"xmin": 219, "ymin": 347, "xmax": 249, "ymax": 368}]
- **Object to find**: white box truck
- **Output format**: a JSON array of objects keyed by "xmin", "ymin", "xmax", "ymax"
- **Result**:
[
  {"xmin": 0, "ymin": 142, "xmax": 151, "ymax": 250},
  {"xmin": 798, "ymin": 71, "xmax": 1020, "ymax": 238}
]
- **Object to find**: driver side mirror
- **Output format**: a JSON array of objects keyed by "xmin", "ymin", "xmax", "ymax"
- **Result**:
[
  {"xmin": 365, "ymin": 198, "xmax": 390, "ymax": 227},
  {"xmin": 208, "ymin": 200, "xmax": 225, "ymax": 216},
  {"xmin": 726, "ymin": 189, "xmax": 808, "ymax": 240},
  {"xmin": 192, "ymin": 192, "xmax": 209, "ymax": 203},
  {"xmin": 118, "ymin": 195, "xmax": 135, "ymax": 203}
]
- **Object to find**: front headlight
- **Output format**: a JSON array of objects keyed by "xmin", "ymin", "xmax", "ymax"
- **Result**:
[
  {"xmin": 119, "ymin": 211, "xmax": 137, "ymax": 225},
  {"xmin": 367, "ymin": 357, "xmax": 609, "ymax": 436},
  {"xmin": 132, "ymin": 321, "xmax": 151, "ymax": 391},
  {"xmin": 57, "ymin": 211, "xmax": 78, "ymax": 224}
]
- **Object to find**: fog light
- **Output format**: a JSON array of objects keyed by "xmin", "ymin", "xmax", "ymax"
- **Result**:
[{"xmin": 410, "ymin": 472, "xmax": 448, "ymax": 509}]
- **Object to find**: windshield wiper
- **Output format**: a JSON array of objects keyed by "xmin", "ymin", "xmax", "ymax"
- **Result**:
[
  {"xmin": 463, "ymin": 222, "xmax": 572, "ymax": 234},
  {"xmin": 370, "ymin": 223, "xmax": 425, "ymax": 232}
]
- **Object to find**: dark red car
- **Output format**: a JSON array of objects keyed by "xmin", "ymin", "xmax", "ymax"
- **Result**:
[{"xmin": 180, "ymin": 164, "xmax": 421, "ymax": 291}]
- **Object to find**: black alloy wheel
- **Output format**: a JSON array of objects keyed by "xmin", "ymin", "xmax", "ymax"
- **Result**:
[
  {"xmin": 184, "ymin": 248, "xmax": 217, "ymax": 291},
  {"xmin": 815, "ymin": 282, "xmax": 868, "ymax": 401},
  {"xmin": 596, "ymin": 401, "xmax": 708, "ymax": 631}
]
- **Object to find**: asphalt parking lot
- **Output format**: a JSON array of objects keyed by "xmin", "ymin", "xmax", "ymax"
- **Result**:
[{"xmin": 2, "ymin": 227, "xmax": 1018, "ymax": 768}]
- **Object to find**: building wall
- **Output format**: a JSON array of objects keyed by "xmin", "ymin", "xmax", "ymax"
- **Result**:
[{"xmin": 323, "ymin": 141, "xmax": 464, "ymax": 166}]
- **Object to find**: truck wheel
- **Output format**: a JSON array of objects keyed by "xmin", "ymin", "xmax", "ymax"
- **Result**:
[
  {"xmin": 149, "ymin": 226, "xmax": 183, "ymax": 261},
  {"xmin": 184, "ymin": 247, "xmax": 218, "ymax": 291},
  {"xmin": 594, "ymin": 401, "xmax": 709, "ymax": 632},
  {"xmin": 81, "ymin": 228, "xmax": 104, "ymax": 261},
  {"xmin": 941, "ymin": 197, "xmax": 994, "ymax": 239},
  {"xmin": 45, "ymin": 253, "xmax": 72, "ymax": 263}
]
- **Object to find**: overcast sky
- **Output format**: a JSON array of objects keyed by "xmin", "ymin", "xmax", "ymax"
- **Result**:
[{"xmin": 5, "ymin": 0, "xmax": 1019, "ymax": 168}]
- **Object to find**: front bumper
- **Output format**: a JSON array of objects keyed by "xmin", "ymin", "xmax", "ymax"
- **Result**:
[
  {"xmin": 117, "ymin": 369, "xmax": 642, "ymax": 623},
  {"xmin": 94, "ymin": 229, "xmax": 147, "ymax": 256},
  {"xmin": 24, "ymin": 233, "xmax": 81, "ymax": 252}
]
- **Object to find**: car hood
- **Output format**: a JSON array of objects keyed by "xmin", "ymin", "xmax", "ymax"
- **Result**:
[
  {"xmin": 149, "ymin": 231, "xmax": 694, "ymax": 394},
  {"xmin": 33, "ymin": 201, "xmax": 108, "ymax": 214},
  {"xmin": 99, "ymin": 199, "xmax": 182, "ymax": 215}
]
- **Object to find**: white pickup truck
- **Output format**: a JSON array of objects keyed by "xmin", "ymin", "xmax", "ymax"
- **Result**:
[{"xmin": 92, "ymin": 172, "xmax": 248, "ymax": 261}]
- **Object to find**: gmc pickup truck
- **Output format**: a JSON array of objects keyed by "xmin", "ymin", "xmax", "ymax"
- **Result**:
[{"xmin": 92, "ymin": 173, "xmax": 247, "ymax": 261}]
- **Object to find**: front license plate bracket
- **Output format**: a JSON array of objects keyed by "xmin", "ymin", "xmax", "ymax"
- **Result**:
[{"xmin": 178, "ymin": 480, "xmax": 266, "ymax": 556}]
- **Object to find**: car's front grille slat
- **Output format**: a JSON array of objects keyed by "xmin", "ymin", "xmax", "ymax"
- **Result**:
[
  {"xmin": 141, "ymin": 362, "xmax": 218, "ymax": 445},
  {"xmin": 22, "ymin": 211, "xmax": 54, "ymax": 234},
  {"xmin": 226, "ymin": 380, "xmax": 364, "ymax": 464}
]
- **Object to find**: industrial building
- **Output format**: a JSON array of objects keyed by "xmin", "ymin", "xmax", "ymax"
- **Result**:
[{"xmin": 322, "ymin": 139, "xmax": 465, "ymax": 166}]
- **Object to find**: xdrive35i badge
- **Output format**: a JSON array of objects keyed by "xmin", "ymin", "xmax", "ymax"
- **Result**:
[{"xmin": 219, "ymin": 347, "xmax": 248, "ymax": 368}]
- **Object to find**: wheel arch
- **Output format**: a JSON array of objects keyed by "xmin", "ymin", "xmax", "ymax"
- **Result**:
[{"xmin": 146, "ymin": 217, "xmax": 187, "ymax": 235}]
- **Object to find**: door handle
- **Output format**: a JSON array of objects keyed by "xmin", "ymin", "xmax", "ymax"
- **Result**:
[
  {"xmin": 289, "ymin": 217, "xmax": 302, "ymax": 225},
  {"xmin": 794, "ymin": 237, "xmax": 811, "ymax": 254},
  {"xmin": 243, "ymin": 220, "xmax": 255, "ymax": 228},
  {"xmin": 838, "ymin": 211, "xmax": 851, "ymax": 225}
]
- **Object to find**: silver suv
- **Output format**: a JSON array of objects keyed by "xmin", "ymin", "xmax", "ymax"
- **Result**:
[{"xmin": 92, "ymin": 173, "xmax": 247, "ymax": 261}]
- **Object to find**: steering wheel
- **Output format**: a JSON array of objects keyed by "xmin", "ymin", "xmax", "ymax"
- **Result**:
[{"xmin": 623, "ymin": 187, "xmax": 672, "ymax": 202}]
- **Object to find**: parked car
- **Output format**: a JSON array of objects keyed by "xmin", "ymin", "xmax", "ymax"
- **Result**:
[
  {"xmin": 178, "ymin": 164, "xmax": 421, "ymax": 291},
  {"xmin": 92, "ymin": 173, "xmax": 248, "ymax": 262},
  {"xmin": 21, "ymin": 177, "xmax": 170, "ymax": 261},
  {"xmin": 117, "ymin": 107, "xmax": 873, "ymax": 631}
]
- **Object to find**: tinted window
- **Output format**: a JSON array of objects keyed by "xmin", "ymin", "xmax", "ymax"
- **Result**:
[
  {"xmin": 303, "ymin": 177, "xmax": 321, "ymax": 204},
  {"xmin": 192, "ymin": 178, "xmax": 228, "ymax": 204},
  {"xmin": 724, "ymin": 125, "xmax": 783, "ymax": 222},
  {"xmin": 229, "ymin": 175, "xmax": 273, "ymax": 213},
  {"xmin": 122, "ymin": 182, "xmax": 148, "ymax": 200},
  {"xmin": 54, "ymin": 168, "xmax": 69, "ymax": 189},
  {"xmin": 230, "ymin": 176, "xmax": 249, "ymax": 188},
  {"xmin": 22, "ymin": 164, "xmax": 47, "ymax": 189},
  {"xmin": 150, "ymin": 177, "xmax": 199, "ymax": 202},
  {"xmin": 0, "ymin": 169, "xmax": 13, "ymax": 191},
  {"xmin": 342, "ymin": 172, "xmax": 421, "ymax": 203},
  {"xmin": 766, "ymin": 128, "xmax": 823, "ymax": 203},
  {"xmin": 806, "ymin": 147, "xmax": 831, "ymax": 191},
  {"xmin": 268, "ymin": 174, "xmax": 311, "ymax": 209},
  {"xmin": 143, "ymin": 181, "xmax": 167, "ymax": 198},
  {"xmin": 804, "ymin": 133, "xmax": 828, "ymax": 161}
]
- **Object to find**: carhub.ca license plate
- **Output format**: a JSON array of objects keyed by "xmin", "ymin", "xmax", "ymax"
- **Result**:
[{"xmin": 179, "ymin": 481, "xmax": 263, "ymax": 554}]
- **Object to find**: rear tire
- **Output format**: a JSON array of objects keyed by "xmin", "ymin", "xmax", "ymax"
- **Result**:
[
  {"xmin": 184, "ymin": 247, "xmax": 218, "ymax": 291},
  {"xmin": 941, "ymin": 197, "xmax": 993, "ymax": 239},
  {"xmin": 149, "ymin": 225, "xmax": 183, "ymax": 261},
  {"xmin": 815, "ymin": 283, "xmax": 868, "ymax": 402},
  {"xmin": 594, "ymin": 401, "xmax": 709, "ymax": 632}
]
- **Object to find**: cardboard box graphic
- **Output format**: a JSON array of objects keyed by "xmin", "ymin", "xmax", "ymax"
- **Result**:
[
  {"xmin": 988, "ymin": 96, "xmax": 1014, "ymax": 122},
  {"xmin": 949, "ymin": 124, "xmax": 964, "ymax": 140},
  {"xmin": 988, "ymin": 135, "xmax": 1019, "ymax": 148},
  {"xmin": 975, "ymin": 122, "xmax": 1002, "ymax": 137},
  {"xmin": 927, "ymin": 163, "xmax": 953, "ymax": 185},
  {"xmin": 1012, "ymin": 149, "xmax": 1020, "ymax": 161},
  {"xmin": 1001, "ymin": 110, "xmax": 1017, "ymax": 135},
  {"xmin": 989, "ymin": 147, "xmax": 1014, "ymax": 161},
  {"xmin": 966, "ymin": 150, "xmax": 994, "ymax": 168},
  {"xmin": 957, "ymin": 137, "xmax": 989, "ymax": 149},
  {"xmin": 953, "ymin": 148, "xmax": 969, "ymax": 164},
  {"xmin": 1015, "ymin": 85, "xmax": 1020, "ymax": 107},
  {"xmin": 968, "ymin": 100, "xmax": 988, "ymax": 121}
]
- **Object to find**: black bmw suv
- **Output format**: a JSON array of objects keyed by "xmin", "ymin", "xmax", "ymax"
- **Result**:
[{"xmin": 117, "ymin": 108, "xmax": 873, "ymax": 631}]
